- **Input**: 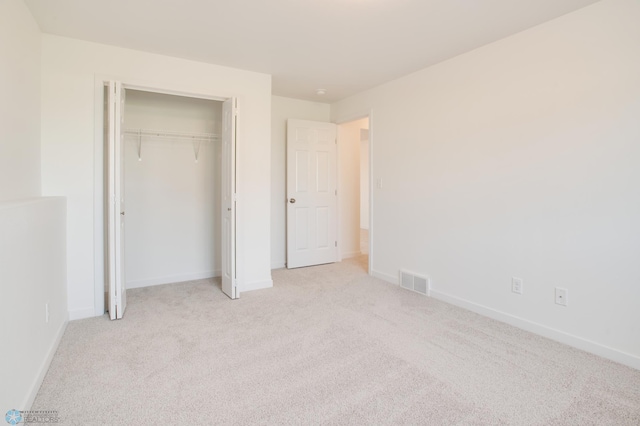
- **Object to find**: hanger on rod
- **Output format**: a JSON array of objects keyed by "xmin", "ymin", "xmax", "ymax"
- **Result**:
[
  {"xmin": 124, "ymin": 128, "xmax": 219, "ymax": 162},
  {"xmin": 193, "ymin": 140, "xmax": 201, "ymax": 163},
  {"xmin": 135, "ymin": 129, "xmax": 142, "ymax": 161}
]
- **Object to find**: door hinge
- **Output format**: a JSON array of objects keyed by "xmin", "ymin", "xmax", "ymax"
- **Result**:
[
  {"xmin": 335, "ymin": 189, "xmax": 337, "ymax": 196},
  {"xmin": 335, "ymin": 241, "xmax": 337, "ymax": 247}
]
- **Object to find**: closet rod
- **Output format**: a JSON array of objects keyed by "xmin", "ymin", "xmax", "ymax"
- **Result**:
[
  {"xmin": 124, "ymin": 128, "xmax": 219, "ymax": 162},
  {"xmin": 124, "ymin": 128, "xmax": 219, "ymax": 142}
]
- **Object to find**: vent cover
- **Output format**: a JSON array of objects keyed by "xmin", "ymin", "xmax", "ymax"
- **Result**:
[{"xmin": 399, "ymin": 270, "xmax": 430, "ymax": 296}]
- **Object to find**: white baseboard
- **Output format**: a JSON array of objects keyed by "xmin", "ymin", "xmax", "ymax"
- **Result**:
[
  {"xmin": 127, "ymin": 270, "xmax": 220, "ymax": 289},
  {"xmin": 68, "ymin": 307, "xmax": 96, "ymax": 320},
  {"xmin": 369, "ymin": 269, "xmax": 639, "ymax": 370},
  {"xmin": 22, "ymin": 315, "xmax": 68, "ymax": 409},
  {"xmin": 242, "ymin": 278, "xmax": 273, "ymax": 292},
  {"xmin": 429, "ymin": 289, "xmax": 640, "ymax": 371},
  {"xmin": 372, "ymin": 269, "xmax": 397, "ymax": 285}
]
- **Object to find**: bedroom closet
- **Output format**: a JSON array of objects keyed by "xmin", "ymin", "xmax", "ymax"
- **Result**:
[
  {"xmin": 123, "ymin": 90, "xmax": 222, "ymax": 289},
  {"xmin": 104, "ymin": 82, "xmax": 237, "ymax": 319}
]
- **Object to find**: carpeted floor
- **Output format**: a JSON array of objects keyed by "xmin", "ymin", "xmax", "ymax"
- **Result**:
[{"xmin": 33, "ymin": 256, "xmax": 640, "ymax": 425}]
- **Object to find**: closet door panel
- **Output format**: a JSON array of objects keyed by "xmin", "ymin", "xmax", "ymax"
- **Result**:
[
  {"xmin": 107, "ymin": 80, "xmax": 127, "ymax": 320},
  {"xmin": 221, "ymin": 98, "xmax": 237, "ymax": 299}
]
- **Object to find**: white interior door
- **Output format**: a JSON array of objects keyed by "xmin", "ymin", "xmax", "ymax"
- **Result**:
[
  {"xmin": 107, "ymin": 81, "xmax": 127, "ymax": 319},
  {"xmin": 221, "ymin": 98, "xmax": 237, "ymax": 299},
  {"xmin": 286, "ymin": 119, "xmax": 338, "ymax": 268}
]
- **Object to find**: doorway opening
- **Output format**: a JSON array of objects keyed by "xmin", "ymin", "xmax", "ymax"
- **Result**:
[
  {"xmin": 337, "ymin": 116, "xmax": 371, "ymax": 272},
  {"xmin": 120, "ymin": 89, "xmax": 222, "ymax": 287},
  {"xmin": 100, "ymin": 82, "xmax": 238, "ymax": 319}
]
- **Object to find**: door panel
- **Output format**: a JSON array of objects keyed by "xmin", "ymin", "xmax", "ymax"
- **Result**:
[
  {"xmin": 316, "ymin": 152, "xmax": 330, "ymax": 192},
  {"xmin": 286, "ymin": 119, "xmax": 338, "ymax": 269},
  {"xmin": 221, "ymin": 98, "xmax": 237, "ymax": 299},
  {"xmin": 295, "ymin": 151, "xmax": 309, "ymax": 192},
  {"xmin": 107, "ymin": 81, "xmax": 127, "ymax": 320},
  {"xmin": 295, "ymin": 208, "xmax": 309, "ymax": 250},
  {"xmin": 116, "ymin": 85, "xmax": 127, "ymax": 318},
  {"xmin": 316, "ymin": 207, "xmax": 329, "ymax": 248}
]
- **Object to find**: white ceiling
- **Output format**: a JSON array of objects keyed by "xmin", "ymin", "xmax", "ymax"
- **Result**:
[{"xmin": 25, "ymin": 0, "xmax": 599, "ymax": 102}]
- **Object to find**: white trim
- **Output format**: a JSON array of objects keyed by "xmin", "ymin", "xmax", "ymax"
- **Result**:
[
  {"xmin": 372, "ymin": 269, "xmax": 397, "ymax": 285},
  {"xmin": 126, "ymin": 271, "xmax": 220, "ymax": 289},
  {"xmin": 429, "ymin": 289, "xmax": 640, "ymax": 371},
  {"xmin": 93, "ymin": 76, "xmax": 107, "ymax": 316},
  {"xmin": 22, "ymin": 315, "xmax": 68, "ymax": 410},
  {"xmin": 370, "ymin": 268, "xmax": 640, "ymax": 370},
  {"xmin": 336, "ymin": 122, "xmax": 342, "ymax": 262},
  {"xmin": 242, "ymin": 278, "xmax": 273, "ymax": 292},
  {"xmin": 367, "ymin": 111, "xmax": 374, "ymax": 276},
  {"xmin": 69, "ymin": 307, "xmax": 97, "ymax": 321}
]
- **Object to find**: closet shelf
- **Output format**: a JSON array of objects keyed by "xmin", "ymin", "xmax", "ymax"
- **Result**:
[
  {"xmin": 124, "ymin": 128, "xmax": 219, "ymax": 142},
  {"xmin": 124, "ymin": 128, "xmax": 220, "ymax": 162}
]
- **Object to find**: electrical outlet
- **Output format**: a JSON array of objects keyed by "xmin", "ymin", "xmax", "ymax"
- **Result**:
[
  {"xmin": 512, "ymin": 277, "xmax": 523, "ymax": 294},
  {"xmin": 555, "ymin": 288, "xmax": 568, "ymax": 306},
  {"xmin": 45, "ymin": 302, "xmax": 50, "ymax": 323}
]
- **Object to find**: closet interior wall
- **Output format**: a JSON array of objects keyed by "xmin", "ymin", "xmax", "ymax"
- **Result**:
[{"xmin": 124, "ymin": 90, "xmax": 222, "ymax": 288}]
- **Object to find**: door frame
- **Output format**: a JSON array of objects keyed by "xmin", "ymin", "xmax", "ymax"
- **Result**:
[
  {"xmin": 92, "ymin": 75, "xmax": 238, "ymax": 315},
  {"xmin": 334, "ymin": 110, "xmax": 374, "ymax": 276}
]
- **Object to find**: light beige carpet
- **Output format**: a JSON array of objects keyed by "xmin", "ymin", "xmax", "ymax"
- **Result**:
[{"xmin": 33, "ymin": 256, "xmax": 640, "ymax": 425}]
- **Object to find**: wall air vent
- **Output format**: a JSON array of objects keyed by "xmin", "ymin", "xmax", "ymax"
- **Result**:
[{"xmin": 399, "ymin": 269, "xmax": 430, "ymax": 296}]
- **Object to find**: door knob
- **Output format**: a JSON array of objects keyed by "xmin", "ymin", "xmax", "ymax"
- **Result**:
[
  {"xmin": 289, "ymin": 198, "xmax": 296, "ymax": 204},
  {"xmin": 120, "ymin": 211, "xmax": 125, "ymax": 216}
]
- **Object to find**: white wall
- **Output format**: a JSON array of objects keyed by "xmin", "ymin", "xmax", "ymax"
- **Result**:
[
  {"xmin": 0, "ymin": 198, "xmax": 67, "ymax": 410},
  {"xmin": 0, "ymin": 2, "xmax": 68, "ymax": 411},
  {"xmin": 0, "ymin": 0, "xmax": 41, "ymax": 201},
  {"xmin": 360, "ymin": 132, "xmax": 370, "ymax": 230},
  {"xmin": 331, "ymin": 0, "xmax": 640, "ymax": 369},
  {"xmin": 125, "ymin": 90, "xmax": 221, "ymax": 134},
  {"xmin": 338, "ymin": 118, "xmax": 368, "ymax": 259},
  {"xmin": 41, "ymin": 35, "xmax": 273, "ymax": 319},
  {"xmin": 123, "ymin": 91, "xmax": 222, "ymax": 288},
  {"xmin": 271, "ymin": 96, "xmax": 330, "ymax": 269}
]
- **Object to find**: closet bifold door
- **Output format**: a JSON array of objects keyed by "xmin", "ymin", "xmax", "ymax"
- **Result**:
[
  {"xmin": 107, "ymin": 80, "xmax": 128, "ymax": 319},
  {"xmin": 221, "ymin": 97, "xmax": 238, "ymax": 299}
]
